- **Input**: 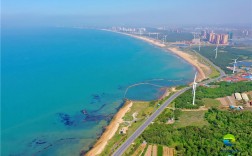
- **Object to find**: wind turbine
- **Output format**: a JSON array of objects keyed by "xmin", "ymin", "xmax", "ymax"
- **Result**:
[
  {"xmin": 214, "ymin": 44, "xmax": 218, "ymax": 59},
  {"xmin": 232, "ymin": 57, "xmax": 239, "ymax": 73},
  {"xmin": 198, "ymin": 39, "xmax": 201, "ymax": 51},
  {"xmin": 162, "ymin": 35, "xmax": 167, "ymax": 44},
  {"xmin": 192, "ymin": 72, "xmax": 197, "ymax": 105}
]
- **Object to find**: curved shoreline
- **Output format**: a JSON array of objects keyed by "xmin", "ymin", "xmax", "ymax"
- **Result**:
[
  {"xmin": 85, "ymin": 29, "xmax": 210, "ymax": 155},
  {"xmin": 102, "ymin": 29, "xmax": 207, "ymax": 82}
]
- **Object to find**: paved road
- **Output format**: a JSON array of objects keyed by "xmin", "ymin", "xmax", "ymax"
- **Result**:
[
  {"xmin": 112, "ymin": 50, "xmax": 226, "ymax": 156},
  {"xmin": 112, "ymin": 87, "xmax": 190, "ymax": 156}
]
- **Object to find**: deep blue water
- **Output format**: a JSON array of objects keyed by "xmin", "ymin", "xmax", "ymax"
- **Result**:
[{"xmin": 1, "ymin": 27, "xmax": 195, "ymax": 155}]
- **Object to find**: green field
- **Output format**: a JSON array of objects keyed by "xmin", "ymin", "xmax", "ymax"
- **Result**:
[
  {"xmin": 192, "ymin": 46, "xmax": 252, "ymax": 74},
  {"xmin": 175, "ymin": 110, "xmax": 208, "ymax": 128},
  {"xmin": 202, "ymin": 98, "xmax": 221, "ymax": 108}
]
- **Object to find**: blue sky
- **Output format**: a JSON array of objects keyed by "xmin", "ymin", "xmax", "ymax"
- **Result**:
[{"xmin": 2, "ymin": 0, "xmax": 252, "ymax": 27}]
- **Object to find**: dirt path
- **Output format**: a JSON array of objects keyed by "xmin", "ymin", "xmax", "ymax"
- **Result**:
[{"xmin": 181, "ymin": 106, "xmax": 208, "ymax": 111}]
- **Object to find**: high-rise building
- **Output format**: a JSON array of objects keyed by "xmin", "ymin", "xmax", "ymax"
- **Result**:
[
  {"xmin": 201, "ymin": 30, "xmax": 207, "ymax": 39},
  {"xmin": 207, "ymin": 33, "xmax": 229, "ymax": 44},
  {"xmin": 220, "ymin": 34, "xmax": 229, "ymax": 44},
  {"xmin": 228, "ymin": 32, "xmax": 233, "ymax": 40},
  {"xmin": 208, "ymin": 32, "xmax": 215, "ymax": 43},
  {"xmin": 215, "ymin": 34, "xmax": 221, "ymax": 44}
]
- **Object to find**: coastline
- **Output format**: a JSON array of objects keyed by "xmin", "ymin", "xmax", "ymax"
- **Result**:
[
  {"xmin": 102, "ymin": 29, "xmax": 208, "ymax": 82},
  {"xmin": 167, "ymin": 47, "xmax": 207, "ymax": 82},
  {"xmin": 86, "ymin": 100, "xmax": 133, "ymax": 156},
  {"xmin": 86, "ymin": 29, "xmax": 210, "ymax": 155}
]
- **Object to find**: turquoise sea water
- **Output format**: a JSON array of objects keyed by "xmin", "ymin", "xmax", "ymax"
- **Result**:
[{"xmin": 1, "ymin": 28, "xmax": 195, "ymax": 155}]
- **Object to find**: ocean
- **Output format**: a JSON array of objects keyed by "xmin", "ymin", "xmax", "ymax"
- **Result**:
[{"xmin": 1, "ymin": 27, "xmax": 195, "ymax": 155}]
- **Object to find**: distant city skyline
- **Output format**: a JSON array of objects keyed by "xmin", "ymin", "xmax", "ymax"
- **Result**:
[{"xmin": 2, "ymin": 0, "xmax": 252, "ymax": 27}]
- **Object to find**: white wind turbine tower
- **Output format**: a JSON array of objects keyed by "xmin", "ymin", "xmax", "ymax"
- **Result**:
[
  {"xmin": 232, "ymin": 57, "xmax": 239, "ymax": 74},
  {"xmin": 192, "ymin": 72, "xmax": 197, "ymax": 105},
  {"xmin": 162, "ymin": 35, "xmax": 167, "ymax": 44},
  {"xmin": 198, "ymin": 39, "xmax": 201, "ymax": 51},
  {"xmin": 214, "ymin": 44, "xmax": 218, "ymax": 59}
]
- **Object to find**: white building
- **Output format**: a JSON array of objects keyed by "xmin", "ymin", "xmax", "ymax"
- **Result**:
[
  {"xmin": 234, "ymin": 93, "xmax": 242, "ymax": 101},
  {"xmin": 241, "ymin": 93, "xmax": 249, "ymax": 101}
]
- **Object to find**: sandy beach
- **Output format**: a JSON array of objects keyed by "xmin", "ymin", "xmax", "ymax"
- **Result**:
[
  {"xmin": 86, "ymin": 100, "xmax": 133, "ymax": 156},
  {"xmin": 108, "ymin": 30, "xmax": 209, "ymax": 82},
  {"xmin": 102, "ymin": 29, "xmax": 166, "ymax": 48},
  {"xmin": 167, "ymin": 47, "xmax": 208, "ymax": 82},
  {"xmin": 86, "ymin": 30, "xmax": 211, "ymax": 155}
]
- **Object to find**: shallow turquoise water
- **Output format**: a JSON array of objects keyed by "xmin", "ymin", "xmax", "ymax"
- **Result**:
[{"xmin": 1, "ymin": 27, "xmax": 195, "ymax": 155}]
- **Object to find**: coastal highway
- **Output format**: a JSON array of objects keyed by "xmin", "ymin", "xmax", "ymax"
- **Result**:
[
  {"xmin": 112, "ymin": 87, "xmax": 191, "ymax": 156},
  {"xmin": 112, "ymin": 50, "xmax": 226, "ymax": 156}
]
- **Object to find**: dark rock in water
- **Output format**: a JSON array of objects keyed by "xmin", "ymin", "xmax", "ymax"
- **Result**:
[
  {"xmin": 92, "ymin": 94, "xmax": 100, "ymax": 99},
  {"xmin": 90, "ymin": 94, "xmax": 102, "ymax": 104},
  {"xmin": 91, "ymin": 104, "xmax": 106, "ymax": 113},
  {"xmin": 29, "ymin": 137, "xmax": 48, "ymax": 147},
  {"xmin": 80, "ymin": 150, "xmax": 88, "ymax": 156},
  {"xmin": 83, "ymin": 113, "xmax": 114, "ymax": 123},
  {"xmin": 35, "ymin": 140, "xmax": 46, "ymax": 145},
  {"xmin": 115, "ymin": 100, "xmax": 126, "ymax": 111},
  {"xmin": 118, "ymin": 85, "xmax": 123, "ymax": 90},
  {"xmin": 84, "ymin": 114, "xmax": 105, "ymax": 122},
  {"xmin": 43, "ymin": 144, "xmax": 52, "ymax": 150},
  {"xmin": 81, "ymin": 109, "xmax": 88, "ymax": 115},
  {"xmin": 57, "ymin": 113, "xmax": 74, "ymax": 126},
  {"xmin": 90, "ymin": 93, "xmax": 107, "ymax": 104}
]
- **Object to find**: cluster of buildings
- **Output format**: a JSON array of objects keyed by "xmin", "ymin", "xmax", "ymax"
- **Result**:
[
  {"xmin": 234, "ymin": 92, "xmax": 249, "ymax": 101},
  {"xmin": 200, "ymin": 30, "xmax": 233, "ymax": 45},
  {"xmin": 208, "ymin": 33, "xmax": 229, "ymax": 44}
]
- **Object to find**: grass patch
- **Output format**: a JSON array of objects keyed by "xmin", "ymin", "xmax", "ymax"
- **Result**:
[
  {"xmin": 209, "ymin": 65, "xmax": 220, "ymax": 78},
  {"xmin": 175, "ymin": 110, "xmax": 208, "ymax": 128},
  {"xmin": 202, "ymin": 98, "xmax": 221, "ymax": 108},
  {"xmin": 157, "ymin": 145, "xmax": 163, "ymax": 156}
]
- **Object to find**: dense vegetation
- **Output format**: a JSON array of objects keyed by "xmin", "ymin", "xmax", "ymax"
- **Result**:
[
  {"xmin": 174, "ymin": 81, "xmax": 252, "ymax": 109},
  {"xmin": 193, "ymin": 46, "xmax": 252, "ymax": 74},
  {"xmin": 163, "ymin": 32, "xmax": 194, "ymax": 42},
  {"xmin": 142, "ymin": 108, "xmax": 252, "ymax": 156}
]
